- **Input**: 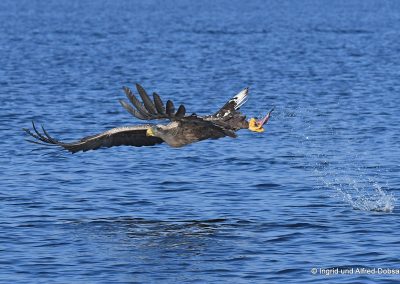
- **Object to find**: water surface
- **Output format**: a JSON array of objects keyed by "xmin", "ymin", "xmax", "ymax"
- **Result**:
[{"xmin": 1, "ymin": 0, "xmax": 400, "ymax": 283}]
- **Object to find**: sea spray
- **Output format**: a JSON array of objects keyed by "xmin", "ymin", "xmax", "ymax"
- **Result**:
[{"xmin": 275, "ymin": 105, "xmax": 396, "ymax": 212}]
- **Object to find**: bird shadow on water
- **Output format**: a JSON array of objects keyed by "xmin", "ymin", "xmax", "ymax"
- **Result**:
[
  {"xmin": 64, "ymin": 216, "xmax": 229, "ymax": 259},
  {"xmin": 272, "ymin": 105, "xmax": 396, "ymax": 214},
  {"xmin": 60, "ymin": 216, "xmax": 273, "ymax": 282}
]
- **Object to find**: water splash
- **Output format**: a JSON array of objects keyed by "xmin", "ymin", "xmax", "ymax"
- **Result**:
[
  {"xmin": 275, "ymin": 105, "xmax": 396, "ymax": 213},
  {"xmin": 315, "ymin": 167, "xmax": 396, "ymax": 213}
]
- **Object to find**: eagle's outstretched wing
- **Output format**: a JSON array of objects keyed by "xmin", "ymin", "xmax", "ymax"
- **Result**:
[
  {"xmin": 119, "ymin": 85, "xmax": 249, "ymax": 123},
  {"xmin": 202, "ymin": 87, "xmax": 250, "ymax": 131},
  {"xmin": 212, "ymin": 87, "xmax": 249, "ymax": 118},
  {"xmin": 119, "ymin": 84, "xmax": 186, "ymax": 121},
  {"xmin": 23, "ymin": 122, "xmax": 164, "ymax": 153}
]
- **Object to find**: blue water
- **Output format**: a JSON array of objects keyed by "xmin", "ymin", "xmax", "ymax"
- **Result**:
[{"xmin": 1, "ymin": 0, "xmax": 400, "ymax": 283}]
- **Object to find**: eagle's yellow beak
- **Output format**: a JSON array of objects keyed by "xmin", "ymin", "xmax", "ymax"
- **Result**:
[
  {"xmin": 146, "ymin": 128, "xmax": 155, "ymax": 136},
  {"xmin": 248, "ymin": 118, "xmax": 265, "ymax": 133},
  {"xmin": 248, "ymin": 108, "xmax": 274, "ymax": 133}
]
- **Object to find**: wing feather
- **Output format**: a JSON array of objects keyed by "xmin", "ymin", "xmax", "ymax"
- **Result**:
[
  {"xmin": 119, "ymin": 99, "xmax": 149, "ymax": 120},
  {"xmin": 123, "ymin": 86, "xmax": 151, "ymax": 119},
  {"xmin": 24, "ymin": 122, "xmax": 164, "ymax": 153},
  {"xmin": 213, "ymin": 87, "xmax": 249, "ymax": 118},
  {"xmin": 166, "ymin": 100, "xmax": 175, "ymax": 117},
  {"xmin": 135, "ymin": 84, "xmax": 158, "ymax": 115},
  {"xmin": 121, "ymin": 85, "xmax": 188, "ymax": 121},
  {"xmin": 153, "ymin": 92, "xmax": 166, "ymax": 115},
  {"xmin": 175, "ymin": 105, "xmax": 186, "ymax": 118}
]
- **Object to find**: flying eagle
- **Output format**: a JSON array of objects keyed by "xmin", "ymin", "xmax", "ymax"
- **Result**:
[{"xmin": 24, "ymin": 84, "xmax": 274, "ymax": 153}]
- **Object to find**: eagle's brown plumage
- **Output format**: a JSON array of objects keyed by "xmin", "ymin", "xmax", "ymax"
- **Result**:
[
  {"xmin": 24, "ymin": 124, "xmax": 164, "ymax": 153},
  {"xmin": 24, "ymin": 84, "xmax": 270, "ymax": 153}
]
